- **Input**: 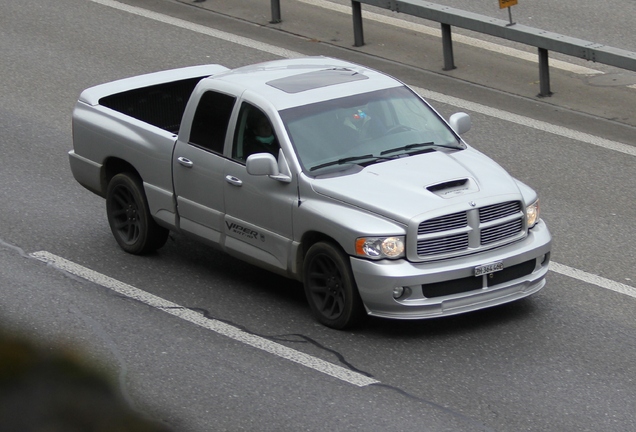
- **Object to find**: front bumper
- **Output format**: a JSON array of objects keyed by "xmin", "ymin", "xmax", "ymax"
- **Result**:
[{"xmin": 350, "ymin": 220, "xmax": 552, "ymax": 319}]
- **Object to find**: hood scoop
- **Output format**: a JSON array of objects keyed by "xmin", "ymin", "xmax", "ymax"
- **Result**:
[{"xmin": 426, "ymin": 178, "xmax": 479, "ymax": 198}]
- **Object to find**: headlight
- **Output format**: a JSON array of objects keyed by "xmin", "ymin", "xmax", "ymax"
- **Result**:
[
  {"xmin": 526, "ymin": 199, "xmax": 540, "ymax": 228},
  {"xmin": 355, "ymin": 236, "xmax": 405, "ymax": 259}
]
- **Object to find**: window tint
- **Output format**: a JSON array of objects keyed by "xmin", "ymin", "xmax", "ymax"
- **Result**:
[
  {"xmin": 232, "ymin": 103, "xmax": 280, "ymax": 162},
  {"xmin": 189, "ymin": 91, "xmax": 236, "ymax": 153}
]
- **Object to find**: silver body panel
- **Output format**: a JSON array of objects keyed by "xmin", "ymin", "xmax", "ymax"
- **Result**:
[{"xmin": 69, "ymin": 57, "xmax": 552, "ymax": 319}]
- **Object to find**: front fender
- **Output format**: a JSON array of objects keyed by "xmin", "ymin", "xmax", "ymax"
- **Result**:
[{"xmin": 293, "ymin": 197, "xmax": 406, "ymax": 257}]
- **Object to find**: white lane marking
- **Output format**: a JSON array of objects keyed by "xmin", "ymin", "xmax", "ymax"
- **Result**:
[
  {"xmin": 89, "ymin": 0, "xmax": 635, "ymax": 157},
  {"xmin": 550, "ymin": 262, "xmax": 636, "ymax": 299},
  {"xmin": 297, "ymin": 0, "xmax": 604, "ymax": 76},
  {"xmin": 88, "ymin": 0, "xmax": 304, "ymax": 59},
  {"xmin": 411, "ymin": 86, "xmax": 636, "ymax": 157},
  {"xmin": 30, "ymin": 251, "xmax": 379, "ymax": 388},
  {"xmin": 83, "ymin": 1, "xmax": 635, "ymax": 289}
]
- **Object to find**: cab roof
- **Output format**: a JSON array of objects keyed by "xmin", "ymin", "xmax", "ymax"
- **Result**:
[{"xmin": 208, "ymin": 57, "xmax": 403, "ymax": 110}]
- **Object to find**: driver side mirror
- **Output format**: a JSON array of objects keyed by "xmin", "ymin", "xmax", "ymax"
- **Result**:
[
  {"xmin": 448, "ymin": 112, "xmax": 471, "ymax": 135},
  {"xmin": 246, "ymin": 153, "xmax": 291, "ymax": 183}
]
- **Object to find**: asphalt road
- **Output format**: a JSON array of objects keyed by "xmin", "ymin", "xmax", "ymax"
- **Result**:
[{"xmin": 1, "ymin": 0, "xmax": 635, "ymax": 431}]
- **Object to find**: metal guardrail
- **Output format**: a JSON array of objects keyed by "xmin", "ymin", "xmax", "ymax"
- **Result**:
[
  {"xmin": 351, "ymin": 0, "xmax": 636, "ymax": 96},
  {"xmin": 268, "ymin": 0, "xmax": 636, "ymax": 97}
]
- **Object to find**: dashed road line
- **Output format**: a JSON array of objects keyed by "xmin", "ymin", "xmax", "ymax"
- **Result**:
[
  {"xmin": 549, "ymin": 262, "xmax": 636, "ymax": 299},
  {"xmin": 30, "ymin": 251, "xmax": 380, "ymax": 388},
  {"xmin": 28, "ymin": 249, "xmax": 636, "ymax": 384}
]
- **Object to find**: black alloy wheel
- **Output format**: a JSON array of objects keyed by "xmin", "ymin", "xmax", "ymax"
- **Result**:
[
  {"xmin": 106, "ymin": 173, "xmax": 168, "ymax": 255},
  {"xmin": 303, "ymin": 242, "xmax": 365, "ymax": 329}
]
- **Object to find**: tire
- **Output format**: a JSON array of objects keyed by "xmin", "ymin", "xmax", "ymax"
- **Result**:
[
  {"xmin": 302, "ymin": 242, "xmax": 366, "ymax": 329},
  {"xmin": 106, "ymin": 173, "xmax": 169, "ymax": 255}
]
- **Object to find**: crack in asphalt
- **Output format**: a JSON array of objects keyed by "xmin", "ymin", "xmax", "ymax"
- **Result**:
[
  {"xmin": 0, "ymin": 239, "xmax": 168, "ymax": 426},
  {"xmin": 1, "ymin": 239, "xmax": 493, "ymax": 431},
  {"xmin": 174, "ymin": 306, "xmax": 495, "ymax": 432},
  {"xmin": 186, "ymin": 306, "xmax": 374, "ymax": 377}
]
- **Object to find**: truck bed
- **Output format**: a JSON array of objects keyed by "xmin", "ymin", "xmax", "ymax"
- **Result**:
[
  {"xmin": 77, "ymin": 64, "xmax": 229, "ymax": 134},
  {"xmin": 69, "ymin": 64, "xmax": 229, "ymax": 205},
  {"xmin": 99, "ymin": 77, "xmax": 202, "ymax": 134}
]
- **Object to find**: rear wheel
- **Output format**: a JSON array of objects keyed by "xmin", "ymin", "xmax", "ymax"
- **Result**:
[
  {"xmin": 106, "ymin": 173, "xmax": 169, "ymax": 255},
  {"xmin": 302, "ymin": 242, "xmax": 365, "ymax": 329}
]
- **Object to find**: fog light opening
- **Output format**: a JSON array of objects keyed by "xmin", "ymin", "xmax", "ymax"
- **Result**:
[
  {"xmin": 392, "ymin": 286, "xmax": 405, "ymax": 299},
  {"xmin": 541, "ymin": 252, "xmax": 551, "ymax": 266}
]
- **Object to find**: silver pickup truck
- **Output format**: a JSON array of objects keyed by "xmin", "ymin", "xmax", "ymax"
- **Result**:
[{"xmin": 70, "ymin": 57, "xmax": 551, "ymax": 329}]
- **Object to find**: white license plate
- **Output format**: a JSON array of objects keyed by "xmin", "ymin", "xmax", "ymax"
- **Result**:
[{"xmin": 474, "ymin": 261, "xmax": 504, "ymax": 277}]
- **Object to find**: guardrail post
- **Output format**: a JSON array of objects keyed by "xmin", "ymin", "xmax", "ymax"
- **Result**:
[
  {"xmin": 270, "ymin": 0, "xmax": 282, "ymax": 23},
  {"xmin": 348, "ymin": 0, "xmax": 634, "ymax": 93},
  {"xmin": 441, "ymin": 23, "xmax": 456, "ymax": 71},
  {"xmin": 352, "ymin": 1, "xmax": 364, "ymax": 46},
  {"xmin": 538, "ymin": 47, "xmax": 552, "ymax": 97}
]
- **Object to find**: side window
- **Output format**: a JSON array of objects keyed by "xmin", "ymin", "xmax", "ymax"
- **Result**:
[
  {"xmin": 189, "ymin": 91, "xmax": 236, "ymax": 153},
  {"xmin": 232, "ymin": 103, "xmax": 280, "ymax": 162}
]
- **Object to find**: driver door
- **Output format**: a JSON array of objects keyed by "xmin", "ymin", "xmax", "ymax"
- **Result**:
[{"xmin": 222, "ymin": 102, "xmax": 296, "ymax": 273}]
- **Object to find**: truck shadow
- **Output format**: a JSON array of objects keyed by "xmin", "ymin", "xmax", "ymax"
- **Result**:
[
  {"xmin": 151, "ymin": 232, "xmax": 542, "ymax": 339},
  {"xmin": 156, "ymin": 233, "xmax": 307, "ymax": 305}
]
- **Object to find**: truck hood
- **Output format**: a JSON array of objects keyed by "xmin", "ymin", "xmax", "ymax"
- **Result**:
[{"xmin": 309, "ymin": 148, "xmax": 522, "ymax": 225}]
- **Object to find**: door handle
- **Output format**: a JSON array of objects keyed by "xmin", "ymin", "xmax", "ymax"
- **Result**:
[
  {"xmin": 177, "ymin": 157, "xmax": 193, "ymax": 168},
  {"xmin": 225, "ymin": 175, "xmax": 243, "ymax": 186}
]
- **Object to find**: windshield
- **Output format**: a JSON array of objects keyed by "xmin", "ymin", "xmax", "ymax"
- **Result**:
[{"xmin": 279, "ymin": 86, "xmax": 462, "ymax": 174}]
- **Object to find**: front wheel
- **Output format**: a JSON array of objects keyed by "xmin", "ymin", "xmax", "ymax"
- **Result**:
[
  {"xmin": 302, "ymin": 242, "xmax": 366, "ymax": 329},
  {"xmin": 106, "ymin": 173, "xmax": 169, "ymax": 255}
]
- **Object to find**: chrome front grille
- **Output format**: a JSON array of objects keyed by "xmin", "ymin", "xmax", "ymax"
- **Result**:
[
  {"xmin": 415, "ymin": 201, "xmax": 525, "ymax": 260},
  {"xmin": 479, "ymin": 201, "xmax": 522, "ymax": 223},
  {"xmin": 417, "ymin": 232, "xmax": 469, "ymax": 256},
  {"xmin": 481, "ymin": 219, "xmax": 523, "ymax": 245},
  {"xmin": 418, "ymin": 211, "xmax": 467, "ymax": 234}
]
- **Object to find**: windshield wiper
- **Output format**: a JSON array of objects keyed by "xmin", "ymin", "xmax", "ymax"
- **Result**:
[
  {"xmin": 310, "ymin": 154, "xmax": 375, "ymax": 171},
  {"xmin": 380, "ymin": 142, "xmax": 461, "ymax": 156},
  {"xmin": 381, "ymin": 142, "xmax": 434, "ymax": 156}
]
